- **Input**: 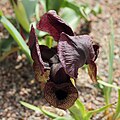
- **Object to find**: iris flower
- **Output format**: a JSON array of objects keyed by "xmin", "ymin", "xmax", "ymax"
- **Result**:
[{"xmin": 28, "ymin": 10, "xmax": 99, "ymax": 110}]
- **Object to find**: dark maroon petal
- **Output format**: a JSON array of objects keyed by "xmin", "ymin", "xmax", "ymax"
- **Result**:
[
  {"xmin": 44, "ymin": 82, "xmax": 78, "ymax": 110},
  {"xmin": 28, "ymin": 25, "xmax": 44, "ymax": 77},
  {"xmin": 37, "ymin": 10, "xmax": 74, "ymax": 41},
  {"xmin": 58, "ymin": 33, "xmax": 92, "ymax": 79},
  {"xmin": 39, "ymin": 45, "xmax": 58, "ymax": 63},
  {"xmin": 50, "ymin": 63, "xmax": 70, "ymax": 84},
  {"xmin": 88, "ymin": 61, "xmax": 97, "ymax": 83},
  {"xmin": 93, "ymin": 44, "xmax": 99, "ymax": 61}
]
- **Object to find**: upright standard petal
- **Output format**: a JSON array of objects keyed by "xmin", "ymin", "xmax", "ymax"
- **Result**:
[
  {"xmin": 37, "ymin": 10, "xmax": 74, "ymax": 41},
  {"xmin": 28, "ymin": 25, "xmax": 44, "ymax": 80}
]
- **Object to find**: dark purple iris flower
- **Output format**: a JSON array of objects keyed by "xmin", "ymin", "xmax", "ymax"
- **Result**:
[{"xmin": 28, "ymin": 10, "xmax": 99, "ymax": 110}]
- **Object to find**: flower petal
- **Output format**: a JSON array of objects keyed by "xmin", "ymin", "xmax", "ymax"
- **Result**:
[
  {"xmin": 37, "ymin": 10, "xmax": 74, "ymax": 41},
  {"xmin": 28, "ymin": 25, "xmax": 44, "ymax": 80},
  {"xmin": 88, "ymin": 61, "xmax": 97, "ymax": 83},
  {"xmin": 50, "ymin": 63, "xmax": 70, "ymax": 84},
  {"xmin": 58, "ymin": 33, "xmax": 95, "ymax": 79},
  {"xmin": 44, "ymin": 82, "xmax": 78, "ymax": 110},
  {"xmin": 39, "ymin": 45, "xmax": 58, "ymax": 64},
  {"xmin": 93, "ymin": 44, "xmax": 99, "ymax": 61}
]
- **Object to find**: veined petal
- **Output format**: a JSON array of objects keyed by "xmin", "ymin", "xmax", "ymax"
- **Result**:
[
  {"xmin": 58, "ymin": 33, "xmax": 92, "ymax": 79},
  {"xmin": 44, "ymin": 82, "xmax": 78, "ymax": 110},
  {"xmin": 50, "ymin": 63, "xmax": 70, "ymax": 84},
  {"xmin": 28, "ymin": 25, "xmax": 44, "ymax": 78},
  {"xmin": 37, "ymin": 10, "xmax": 74, "ymax": 41}
]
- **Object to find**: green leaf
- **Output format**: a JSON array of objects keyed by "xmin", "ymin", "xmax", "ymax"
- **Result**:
[
  {"xmin": 20, "ymin": 101, "xmax": 59, "ymax": 119},
  {"xmin": 85, "ymin": 104, "xmax": 112, "ymax": 120},
  {"xmin": 54, "ymin": 116, "xmax": 74, "ymax": 120},
  {"xmin": 45, "ymin": 0, "xmax": 64, "ymax": 13},
  {"xmin": 22, "ymin": 0, "xmax": 38, "ymax": 21},
  {"xmin": 113, "ymin": 90, "xmax": 120, "ymax": 119},
  {"xmin": 75, "ymin": 99, "xmax": 86, "ymax": 116},
  {"xmin": 61, "ymin": 7, "xmax": 80, "ymax": 30},
  {"xmin": 11, "ymin": 0, "xmax": 30, "ymax": 32},
  {"xmin": 69, "ymin": 105, "xmax": 83, "ymax": 120},
  {"xmin": 98, "ymin": 80, "xmax": 120, "ymax": 90},
  {"xmin": 63, "ymin": 1, "xmax": 89, "ymax": 21},
  {"xmin": 45, "ymin": 36, "xmax": 53, "ymax": 48},
  {"xmin": 40, "ymin": 108, "xmax": 60, "ymax": 119},
  {"xmin": 104, "ymin": 17, "xmax": 114, "ymax": 104},
  {"xmin": 0, "ymin": 13, "xmax": 32, "ymax": 62},
  {"xmin": 20, "ymin": 101, "xmax": 42, "ymax": 112},
  {"xmin": 92, "ymin": 4, "xmax": 102, "ymax": 16}
]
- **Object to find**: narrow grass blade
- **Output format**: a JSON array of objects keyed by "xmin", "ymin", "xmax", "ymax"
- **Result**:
[
  {"xmin": 85, "ymin": 104, "xmax": 112, "ymax": 120},
  {"xmin": 104, "ymin": 17, "xmax": 114, "ymax": 104},
  {"xmin": 98, "ymin": 80, "xmax": 120, "ymax": 90},
  {"xmin": 113, "ymin": 90, "xmax": 120, "ymax": 120},
  {"xmin": 0, "ymin": 13, "xmax": 32, "ymax": 62},
  {"xmin": 20, "ymin": 101, "xmax": 42, "ymax": 112},
  {"xmin": 40, "ymin": 108, "xmax": 59, "ymax": 119},
  {"xmin": 20, "ymin": 101, "xmax": 59, "ymax": 119},
  {"xmin": 54, "ymin": 116, "xmax": 74, "ymax": 120}
]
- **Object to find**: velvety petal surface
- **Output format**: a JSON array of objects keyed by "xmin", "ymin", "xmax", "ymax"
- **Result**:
[
  {"xmin": 28, "ymin": 25, "xmax": 44, "ymax": 81},
  {"xmin": 93, "ymin": 44, "xmax": 99, "ymax": 61},
  {"xmin": 58, "ymin": 33, "xmax": 95, "ymax": 79},
  {"xmin": 37, "ymin": 10, "xmax": 74, "ymax": 41},
  {"xmin": 39, "ymin": 45, "xmax": 58, "ymax": 63},
  {"xmin": 50, "ymin": 63, "xmax": 70, "ymax": 84},
  {"xmin": 44, "ymin": 82, "xmax": 78, "ymax": 110}
]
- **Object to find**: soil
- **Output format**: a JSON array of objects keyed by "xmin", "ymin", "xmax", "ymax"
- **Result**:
[{"xmin": 0, "ymin": 0, "xmax": 120, "ymax": 120}]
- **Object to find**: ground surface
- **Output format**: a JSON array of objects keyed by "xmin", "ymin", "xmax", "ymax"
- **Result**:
[{"xmin": 0, "ymin": 0, "xmax": 120, "ymax": 120}]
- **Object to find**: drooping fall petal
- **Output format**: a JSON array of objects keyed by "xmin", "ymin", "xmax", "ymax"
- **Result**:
[
  {"xmin": 28, "ymin": 25, "xmax": 44, "ymax": 81},
  {"xmin": 58, "ymin": 32, "xmax": 95, "ymax": 79},
  {"xmin": 37, "ymin": 10, "xmax": 74, "ymax": 41},
  {"xmin": 44, "ymin": 82, "xmax": 78, "ymax": 110}
]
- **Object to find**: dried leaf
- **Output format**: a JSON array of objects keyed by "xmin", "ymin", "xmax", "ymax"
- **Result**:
[{"xmin": 88, "ymin": 61, "xmax": 97, "ymax": 83}]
